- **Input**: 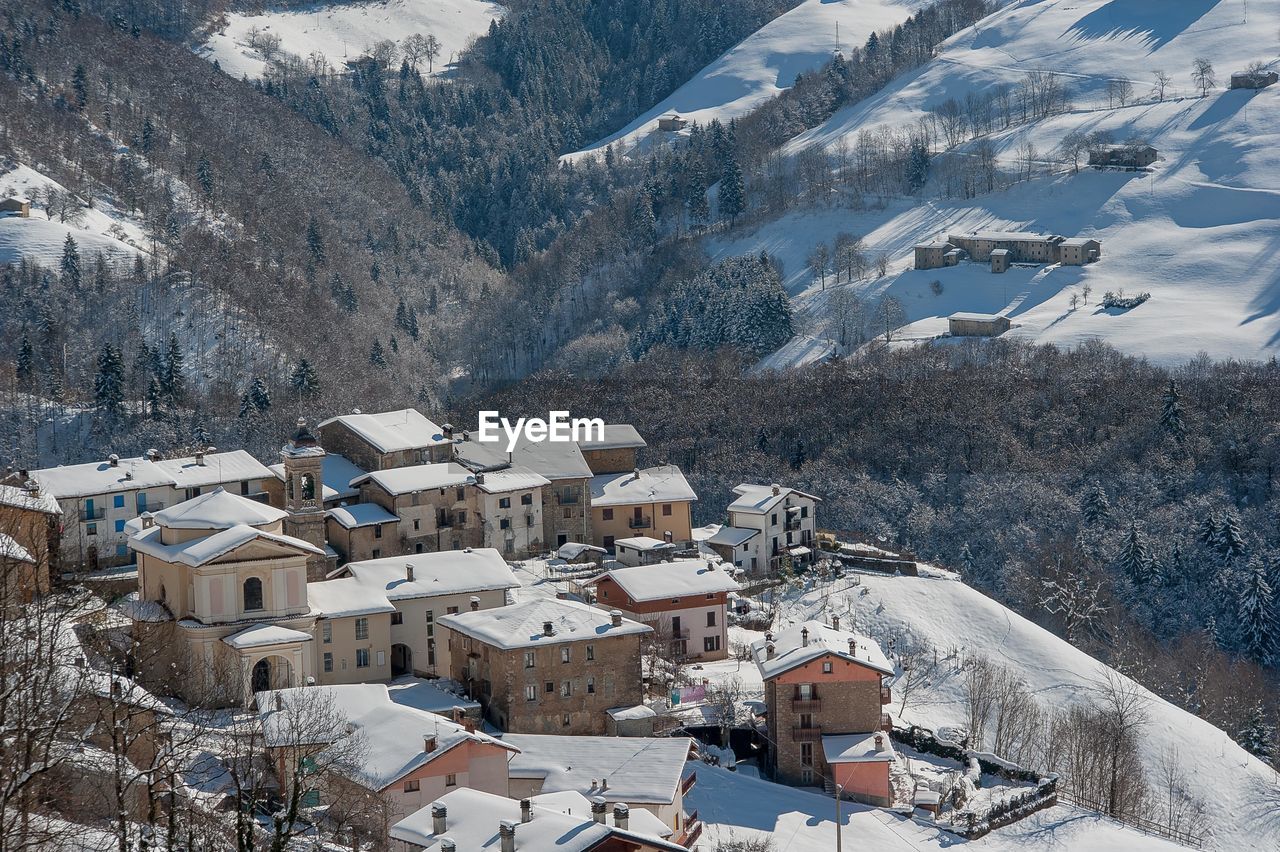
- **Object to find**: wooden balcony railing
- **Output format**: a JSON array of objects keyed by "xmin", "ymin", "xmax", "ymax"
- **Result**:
[
  {"xmin": 791, "ymin": 698, "xmax": 822, "ymax": 713},
  {"xmin": 791, "ymin": 726, "xmax": 823, "ymax": 742}
]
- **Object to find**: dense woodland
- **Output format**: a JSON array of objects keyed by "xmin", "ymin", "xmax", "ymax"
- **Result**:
[{"xmin": 475, "ymin": 342, "xmax": 1280, "ymax": 763}]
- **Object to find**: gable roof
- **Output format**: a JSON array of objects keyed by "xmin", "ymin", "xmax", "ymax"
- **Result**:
[
  {"xmin": 727, "ymin": 483, "xmax": 820, "ymax": 514},
  {"xmin": 129, "ymin": 522, "xmax": 323, "ymax": 567},
  {"xmin": 589, "ymin": 465, "xmax": 697, "ymax": 508},
  {"xmin": 453, "ymin": 434, "xmax": 594, "ymax": 480},
  {"xmin": 222, "ymin": 623, "xmax": 313, "ymax": 650},
  {"xmin": 0, "ymin": 533, "xmax": 34, "ymax": 564},
  {"xmin": 576, "ymin": 424, "xmax": 647, "ymax": 451},
  {"xmin": 751, "ymin": 620, "xmax": 893, "ymax": 681},
  {"xmin": 502, "ymin": 734, "xmax": 694, "ymax": 806},
  {"xmin": 351, "ymin": 463, "xmax": 474, "ymax": 496},
  {"xmin": 316, "ymin": 409, "xmax": 449, "ymax": 453},
  {"xmin": 325, "ymin": 502, "xmax": 398, "ymax": 530},
  {"xmin": 153, "ymin": 450, "xmax": 274, "ymax": 491},
  {"xmin": 0, "ymin": 484, "xmax": 62, "ymax": 515},
  {"xmin": 614, "ymin": 536, "xmax": 673, "ymax": 551},
  {"xmin": 438, "ymin": 597, "xmax": 650, "ymax": 650},
  {"xmin": 307, "ymin": 576, "xmax": 398, "ymax": 619},
  {"xmin": 474, "ymin": 466, "xmax": 550, "ymax": 494},
  {"xmin": 335, "ymin": 548, "xmax": 520, "ymax": 601},
  {"xmin": 705, "ymin": 525, "xmax": 760, "ymax": 547},
  {"xmin": 594, "ymin": 559, "xmax": 741, "ymax": 603},
  {"xmin": 152, "ymin": 487, "xmax": 287, "ymax": 530}
]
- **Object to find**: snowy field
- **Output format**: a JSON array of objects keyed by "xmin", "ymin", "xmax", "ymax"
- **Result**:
[
  {"xmin": 563, "ymin": 0, "xmax": 916, "ymax": 162},
  {"xmin": 710, "ymin": 0, "xmax": 1280, "ymax": 365},
  {"xmin": 199, "ymin": 0, "xmax": 504, "ymax": 79},
  {"xmin": 0, "ymin": 162, "xmax": 145, "ymax": 266}
]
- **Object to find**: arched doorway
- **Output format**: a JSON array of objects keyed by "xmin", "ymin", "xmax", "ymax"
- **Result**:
[
  {"xmin": 391, "ymin": 643, "xmax": 412, "ymax": 677},
  {"xmin": 250, "ymin": 655, "xmax": 293, "ymax": 694}
]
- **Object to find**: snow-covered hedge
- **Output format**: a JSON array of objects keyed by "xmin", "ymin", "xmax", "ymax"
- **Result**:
[{"xmin": 1101, "ymin": 290, "xmax": 1150, "ymax": 310}]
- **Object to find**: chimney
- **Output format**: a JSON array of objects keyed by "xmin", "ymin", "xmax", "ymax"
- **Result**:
[
  {"xmin": 609, "ymin": 610, "xmax": 622, "ymax": 628},
  {"xmin": 874, "ymin": 733, "xmax": 886, "ymax": 752},
  {"xmin": 406, "ymin": 564, "xmax": 415, "ymax": 582},
  {"xmin": 499, "ymin": 819, "xmax": 517, "ymax": 852},
  {"xmin": 470, "ymin": 596, "xmax": 481, "ymax": 611},
  {"xmin": 352, "ymin": 408, "xmax": 362, "ymax": 414},
  {"xmin": 601, "ymin": 778, "xmax": 608, "ymax": 792},
  {"xmin": 194, "ymin": 449, "xmax": 205, "ymax": 466},
  {"xmin": 124, "ymin": 464, "xmax": 133, "ymax": 481},
  {"xmin": 771, "ymin": 483, "xmax": 780, "ymax": 495},
  {"xmin": 765, "ymin": 631, "xmax": 773, "ymax": 642},
  {"xmin": 23, "ymin": 479, "xmax": 39, "ymax": 497},
  {"xmin": 475, "ymin": 472, "xmax": 485, "ymax": 485},
  {"xmin": 801, "ymin": 627, "xmax": 809, "ymax": 647},
  {"xmin": 590, "ymin": 796, "xmax": 606, "ymax": 824},
  {"xmin": 108, "ymin": 454, "xmax": 119, "ymax": 468},
  {"xmin": 706, "ymin": 560, "xmax": 715, "ymax": 571},
  {"xmin": 140, "ymin": 512, "xmax": 154, "ymax": 529},
  {"xmin": 520, "ymin": 798, "xmax": 532, "ymax": 824},
  {"xmin": 146, "ymin": 448, "xmax": 159, "ymax": 462},
  {"xmin": 464, "ymin": 547, "xmax": 473, "ymax": 554},
  {"xmin": 766, "ymin": 642, "xmax": 776, "ymax": 660},
  {"xmin": 848, "ymin": 638, "xmax": 857, "ymax": 656},
  {"xmin": 440, "ymin": 841, "xmax": 456, "ymax": 852},
  {"xmin": 632, "ymin": 467, "xmax": 641, "ymax": 481},
  {"xmin": 612, "ymin": 803, "xmax": 629, "ymax": 831},
  {"xmin": 424, "ymin": 734, "xmax": 437, "ymax": 753},
  {"xmin": 442, "ymin": 423, "xmax": 454, "ymax": 439},
  {"xmin": 431, "ymin": 802, "xmax": 447, "ymax": 835},
  {"xmin": 831, "ymin": 615, "xmax": 840, "ymax": 631},
  {"xmin": 543, "ymin": 621, "xmax": 554, "ymax": 637}
]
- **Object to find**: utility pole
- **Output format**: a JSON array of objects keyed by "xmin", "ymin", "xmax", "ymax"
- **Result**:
[{"xmin": 835, "ymin": 783, "xmax": 844, "ymax": 852}]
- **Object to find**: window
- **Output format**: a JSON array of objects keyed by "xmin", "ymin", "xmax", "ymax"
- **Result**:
[
  {"xmin": 545, "ymin": 681, "xmax": 554, "ymax": 694},
  {"xmin": 241, "ymin": 481, "xmax": 251, "ymax": 497},
  {"xmin": 801, "ymin": 506, "xmax": 809, "ymax": 518},
  {"xmin": 602, "ymin": 536, "xmax": 614, "ymax": 549},
  {"xmin": 355, "ymin": 617, "xmax": 369, "ymax": 640},
  {"xmin": 403, "ymin": 779, "xmax": 420, "ymax": 793},
  {"xmin": 562, "ymin": 714, "xmax": 571, "ymax": 727},
  {"xmin": 525, "ymin": 685, "xmax": 537, "ymax": 701},
  {"xmin": 822, "ymin": 661, "xmax": 833, "ymax": 674},
  {"xmin": 456, "ymin": 487, "xmax": 465, "ymax": 502},
  {"xmin": 560, "ymin": 647, "xmax": 571, "ymax": 664},
  {"xmin": 113, "ymin": 495, "xmax": 125, "ymax": 509},
  {"xmin": 500, "ymin": 518, "xmax": 511, "ymax": 530},
  {"xmin": 243, "ymin": 578, "xmax": 264, "ymax": 611},
  {"xmin": 662, "ymin": 503, "xmax": 672, "ymax": 516},
  {"xmin": 87, "ymin": 523, "xmax": 97, "ymax": 536},
  {"xmin": 371, "ymin": 548, "xmax": 381, "ymax": 559},
  {"xmin": 800, "ymin": 743, "xmax": 814, "ymax": 766},
  {"xmin": 428, "ymin": 639, "xmax": 436, "ymax": 666},
  {"xmin": 374, "ymin": 525, "xmax": 383, "ymax": 539},
  {"xmin": 116, "ymin": 543, "xmax": 127, "ymax": 558},
  {"xmin": 499, "ymin": 497, "xmax": 511, "ymax": 509},
  {"xmin": 771, "ymin": 513, "xmax": 778, "ymax": 526},
  {"xmin": 585, "ymin": 645, "xmax": 594, "ymax": 661},
  {"xmin": 377, "ymin": 650, "xmax": 385, "ymax": 667},
  {"xmin": 561, "ymin": 680, "xmax": 572, "ymax": 697},
  {"xmin": 114, "ymin": 519, "xmax": 126, "ymax": 533},
  {"xmin": 391, "ymin": 611, "xmax": 403, "ymax": 626},
  {"xmin": 563, "ymin": 508, "xmax": 572, "ymax": 519},
  {"xmin": 524, "ymin": 651, "xmax": 536, "ymax": 668},
  {"xmin": 586, "ymin": 677, "xmax": 595, "ymax": 694},
  {"xmin": 356, "ymin": 649, "xmax": 370, "ymax": 668},
  {"xmin": 323, "ymin": 653, "xmax": 333, "ymax": 672},
  {"xmin": 300, "ymin": 473, "xmax": 315, "ymax": 501},
  {"xmin": 416, "ymin": 543, "xmax": 424, "ymax": 553},
  {"xmin": 704, "ymin": 635, "xmax": 721, "ymax": 653},
  {"xmin": 602, "ymin": 508, "xmax": 614, "ymax": 521},
  {"xmin": 447, "ymin": 606, "xmax": 459, "ymax": 615},
  {"xmin": 521, "ymin": 493, "xmax": 533, "ymax": 505},
  {"xmin": 322, "ymin": 622, "xmax": 332, "ymax": 644},
  {"xmin": 413, "ymin": 519, "xmax": 421, "ymax": 531},
  {"xmin": 445, "ymin": 774, "xmax": 457, "ymax": 787},
  {"xmin": 456, "ymin": 511, "xmax": 466, "ymax": 525},
  {"xmin": 797, "ymin": 683, "xmax": 813, "ymax": 699},
  {"xmin": 706, "ymin": 610, "xmax": 717, "ymax": 627}
]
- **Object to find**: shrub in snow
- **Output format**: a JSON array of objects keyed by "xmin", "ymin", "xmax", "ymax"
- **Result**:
[{"xmin": 1101, "ymin": 290, "xmax": 1150, "ymax": 310}]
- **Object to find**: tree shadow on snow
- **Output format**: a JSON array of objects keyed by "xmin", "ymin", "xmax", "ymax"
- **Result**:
[{"xmin": 1066, "ymin": 0, "xmax": 1216, "ymax": 52}]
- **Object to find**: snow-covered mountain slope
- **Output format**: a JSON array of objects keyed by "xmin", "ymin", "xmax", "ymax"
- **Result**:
[
  {"xmin": 0, "ymin": 162, "xmax": 144, "ymax": 266},
  {"xmin": 719, "ymin": 0, "xmax": 1280, "ymax": 365},
  {"xmin": 750, "ymin": 569, "xmax": 1280, "ymax": 850},
  {"xmin": 563, "ymin": 0, "xmax": 915, "ymax": 162},
  {"xmin": 689, "ymin": 763, "xmax": 1188, "ymax": 851},
  {"xmin": 199, "ymin": 0, "xmax": 503, "ymax": 79}
]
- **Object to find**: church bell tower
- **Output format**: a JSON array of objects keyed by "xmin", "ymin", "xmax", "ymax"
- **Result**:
[{"xmin": 280, "ymin": 418, "xmax": 330, "ymax": 579}]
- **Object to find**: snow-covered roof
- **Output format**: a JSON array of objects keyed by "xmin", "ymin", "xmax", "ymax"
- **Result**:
[
  {"xmin": 0, "ymin": 533, "xmax": 34, "ymax": 563},
  {"xmin": 222, "ymin": 623, "xmax": 313, "ymax": 650},
  {"xmin": 454, "ymin": 434, "xmax": 594, "ymax": 480},
  {"xmin": 822, "ymin": 732, "xmax": 896, "ymax": 764},
  {"xmin": 556, "ymin": 542, "xmax": 607, "ymax": 560},
  {"xmin": 154, "ymin": 450, "xmax": 273, "ymax": 490},
  {"xmin": 751, "ymin": 620, "xmax": 893, "ymax": 681},
  {"xmin": 267, "ymin": 453, "xmax": 366, "ymax": 501},
  {"xmin": 727, "ymin": 483, "xmax": 820, "ymax": 514},
  {"xmin": 316, "ymin": 409, "xmax": 449, "ymax": 453},
  {"xmin": 325, "ymin": 502, "xmax": 398, "ymax": 530},
  {"xmin": 589, "ymin": 465, "xmax": 697, "ymax": 508},
  {"xmin": 29, "ymin": 457, "xmax": 177, "ymax": 498},
  {"xmin": 0, "ymin": 484, "xmax": 61, "ymax": 515},
  {"xmin": 614, "ymin": 536, "xmax": 673, "ymax": 552},
  {"xmin": 528, "ymin": 790, "xmax": 673, "ymax": 839},
  {"xmin": 989, "ymin": 248, "xmax": 1010, "ymax": 256},
  {"xmin": 337, "ymin": 548, "xmax": 520, "ymax": 600},
  {"xmin": 706, "ymin": 525, "xmax": 760, "ymax": 547},
  {"xmin": 152, "ymin": 488, "xmax": 287, "ymax": 530},
  {"xmin": 502, "ymin": 733, "xmax": 694, "ymax": 805},
  {"xmin": 438, "ymin": 597, "xmax": 650, "ymax": 650},
  {"xmin": 596, "ymin": 559, "xmax": 741, "ymax": 603},
  {"xmin": 386, "ymin": 677, "xmax": 480, "ymax": 716},
  {"xmin": 1061, "ymin": 236, "xmax": 1100, "ymax": 247},
  {"xmin": 307, "ymin": 576, "xmax": 398, "ymax": 618},
  {"xmin": 949, "ymin": 311, "xmax": 1007, "ymax": 322},
  {"xmin": 390, "ymin": 788, "xmax": 686, "ymax": 851},
  {"xmin": 352, "ymin": 462, "xmax": 474, "ymax": 495},
  {"xmin": 915, "ymin": 241, "xmax": 952, "ymax": 250},
  {"xmin": 129, "ymin": 522, "xmax": 324, "ymax": 567},
  {"xmin": 606, "ymin": 704, "xmax": 657, "ymax": 721},
  {"xmin": 950, "ymin": 230, "xmax": 1055, "ymax": 242},
  {"xmin": 474, "ymin": 466, "xmax": 550, "ymax": 494},
  {"xmin": 259, "ymin": 684, "xmax": 515, "ymax": 791},
  {"xmin": 577, "ymin": 424, "xmax": 647, "ymax": 451}
]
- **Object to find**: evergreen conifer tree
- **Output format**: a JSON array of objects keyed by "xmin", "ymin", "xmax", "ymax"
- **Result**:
[
  {"xmin": 306, "ymin": 217, "xmax": 326, "ymax": 266},
  {"xmin": 1238, "ymin": 558, "xmax": 1276, "ymax": 664},
  {"xmin": 370, "ymin": 340, "xmax": 388, "ymax": 368},
  {"xmin": 1080, "ymin": 482, "xmax": 1110, "ymax": 526},
  {"xmin": 1216, "ymin": 510, "xmax": 1247, "ymax": 560},
  {"xmin": 93, "ymin": 343, "xmax": 125, "ymax": 415},
  {"xmin": 15, "ymin": 334, "xmax": 35, "ymax": 389},
  {"xmin": 162, "ymin": 333, "xmax": 185, "ymax": 405},
  {"xmin": 1115, "ymin": 520, "xmax": 1152, "ymax": 585},
  {"xmin": 248, "ymin": 377, "xmax": 271, "ymax": 412},
  {"xmin": 1160, "ymin": 379, "xmax": 1186, "ymax": 439},
  {"xmin": 1236, "ymin": 702, "xmax": 1275, "ymax": 764},
  {"xmin": 632, "ymin": 192, "xmax": 656, "ymax": 245},
  {"xmin": 60, "ymin": 234, "xmax": 81, "ymax": 290},
  {"xmin": 146, "ymin": 378, "xmax": 163, "ymax": 419},
  {"xmin": 719, "ymin": 156, "xmax": 745, "ymax": 225},
  {"xmin": 289, "ymin": 359, "xmax": 321, "ymax": 400}
]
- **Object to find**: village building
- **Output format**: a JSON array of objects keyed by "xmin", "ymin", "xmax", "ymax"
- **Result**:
[
  {"xmin": 657, "ymin": 113, "xmax": 688, "ymax": 132},
  {"xmin": 320, "ymin": 548, "xmax": 520, "ymax": 679},
  {"xmin": 576, "ymin": 424, "xmax": 647, "ymax": 475},
  {"xmin": 391, "ymin": 788, "xmax": 689, "ymax": 852},
  {"xmin": 455, "ymin": 433, "xmax": 595, "ymax": 551},
  {"xmin": 948, "ymin": 312, "xmax": 1012, "ymax": 337},
  {"xmin": 317, "ymin": 409, "xmax": 452, "ymax": 472},
  {"xmin": 437, "ymin": 598, "xmax": 650, "ymax": 735},
  {"xmin": 22, "ymin": 449, "xmax": 274, "ymax": 572},
  {"xmin": 726, "ymin": 483, "xmax": 820, "ymax": 575},
  {"xmin": 0, "ymin": 196, "xmax": 31, "ymax": 217},
  {"xmin": 752, "ymin": 619, "xmax": 895, "ymax": 804},
  {"xmin": 947, "ymin": 231, "xmax": 1063, "ymax": 264},
  {"xmin": 1058, "ymin": 237, "xmax": 1102, "ymax": 266},
  {"xmin": 612, "ymin": 535, "xmax": 676, "ymax": 566},
  {"xmin": 699, "ymin": 524, "xmax": 762, "ymax": 571},
  {"xmin": 265, "ymin": 452, "xmax": 366, "ymax": 510},
  {"xmin": 0, "ymin": 482, "xmax": 61, "ymax": 600},
  {"xmin": 589, "ymin": 465, "xmax": 697, "ymax": 551},
  {"xmin": 990, "ymin": 248, "xmax": 1010, "ymax": 273},
  {"xmin": 1231, "ymin": 69, "xmax": 1279, "ymax": 89},
  {"xmin": 128, "ymin": 488, "xmax": 323, "ymax": 704},
  {"xmin": 1088, "ymin": 143, "xmax": 1158, "ymax": 169},
  {"xmin": 274, "ymin": 419, "xmax": 336, "ymax": 579},
  {"xmin": 502, "ymin": 733, "xmax": 699, "ymax": 838},
  {"xmin": 324, "ymin": 503, "xmax": 401, "ymax": 563},
  {"xmin": 588, "ymin": 559, "xmax": 739, "ymax": 661},
  {"xmin": 912, "ymin": 241, "xmax": 961, "ymax": 271},
  {"xmin": 259, "ymin": 683, "xmax": 517, "ymax": 828}
]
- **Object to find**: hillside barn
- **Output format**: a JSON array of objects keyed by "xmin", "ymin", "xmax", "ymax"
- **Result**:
[
  {"xmin": 0, "ymin": 197, "xmax": 30, "ymax": 217},
  {"xmin": 1088, "ymin": 144, "xmax": 1157, "ymax": 169},
  {"xmin": 948, "ymin": 312, "xmax": 1010, "ymax": 337},
  {"xmin": 1230, "ymin": 70, "xmax": 1278, "ymax": 89}
]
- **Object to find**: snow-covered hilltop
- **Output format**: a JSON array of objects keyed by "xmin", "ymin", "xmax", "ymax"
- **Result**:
[{"xmin": 710, "ymin": 0, "xmax": 1280, "ymax": 365}]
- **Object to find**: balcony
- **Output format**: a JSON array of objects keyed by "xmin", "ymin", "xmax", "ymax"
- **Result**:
[
  {"xmin": 680, "ymin": 772, "xmax": 697, "ymax": 795},
  {"xmin": 678, "ymin": 816, "xmax": 703, "ymax": 849},
  {"xmin": 784, "ymin": 517, "xmax": 804, "ymax": 532},
  {"xmin": 556, "ymin": 492, "xmax": 580, "ymax": 506},
  {"xmin": 80, "ymin": 507, "xmax": 105, "ymax": 521},
  {"xmin": 881, "ymin": 686, "xmax": 892, "ymax": 706},
  {"xmin": 791, "ymin": 697, "xmax": 822, "ymax": 713},
  {"xmin": 880, "ymin": 713, "xmax": 892, "ymax": 731},
  {"xmin": 628, "ymin": 516, "xmax": 652, "ymax": 530},
  {"xmin": 791, "ymin": 726, "xmax": 823, "ymax": 742}
]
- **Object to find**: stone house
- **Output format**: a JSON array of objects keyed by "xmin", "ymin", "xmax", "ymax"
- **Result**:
[
  {"xmin": 1059, "ymin": 237, "xmax": 1102, "ymax": 266},
  {"xmin": 577, "ymin": 424, "xmax": 647, "ymax": 474},
  {"xmin": 316, "ymin": 409, "xmax": 452, "ymax": 472},
  {"xmin": 948, "ymin": 312, "xmax": 1011, "ymax": 337},
  {"xmin": 325, "ymin": 503, "xmax": 401, "ymax": 564},
  {"xmin": 913, "ymin": 241, "xmax": 960, "ymax": 270},
  {"xmin": 0, "ymin": 482, "xmax": 61, "ymax": 600},
  {"xmin": 0, "ymin": 196, "xmax": 31, "ymax": 217},
  {"xmin": 438, "ymin": 598, "xmax": 650, "ymax": 735},
  {"xmin": 351, "ymin": 463, "xmax": 484, "ymax": 555},
  {"xmin": 1231, "ymin": 69, "xmax": 1279, "ymax": 89},
  {"xmin": 1088, "ymin": 144, "xmax": 1157, "ymax": 168},
  {"xmin": 589, "ymin": 465, "xmax": 697, "ymax": 551}
]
